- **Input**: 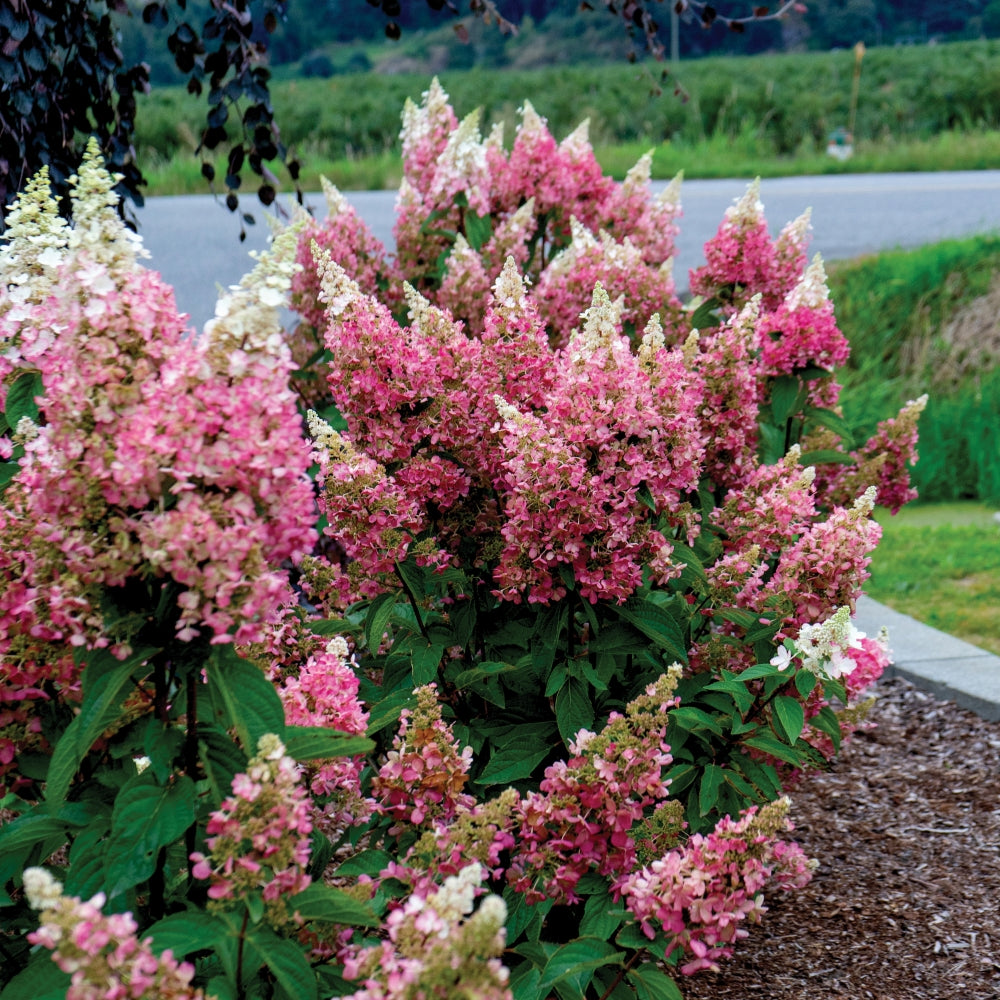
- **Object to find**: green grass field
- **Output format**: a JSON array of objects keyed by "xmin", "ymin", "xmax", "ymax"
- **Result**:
[
  {"xmin": 868, "ymin": 502, "xmax": 1000, "ymax": 655},
  {"xmin": 135, "ymin": 38, "xmax": 1000, "ymax": 196}
]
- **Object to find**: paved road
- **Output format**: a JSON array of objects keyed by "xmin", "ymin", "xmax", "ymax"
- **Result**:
[{"xmin": 136, "ymin": 171, "xmax": 1000, "ymax": 328}]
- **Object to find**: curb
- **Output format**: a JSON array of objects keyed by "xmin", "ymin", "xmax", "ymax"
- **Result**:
[{"xmin": 854, "ymin": 594, "xmax": 1000, "ymax": 722}]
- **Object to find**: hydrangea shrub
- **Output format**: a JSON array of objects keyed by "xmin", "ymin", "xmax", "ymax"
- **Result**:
[{"xmin": 0, "ymin": 81, "xmax": 924, "ymax": 1000}]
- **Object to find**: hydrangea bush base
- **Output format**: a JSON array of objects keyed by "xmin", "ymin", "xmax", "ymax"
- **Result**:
[{"xmin": 0, "ymin": 83, "xmax": 922, "ymax": 1000}]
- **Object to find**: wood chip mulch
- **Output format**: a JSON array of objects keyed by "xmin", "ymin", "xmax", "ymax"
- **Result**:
[{"xmin": 681, "ymin": 677, "xmax": 1000, "ymax": 1000}]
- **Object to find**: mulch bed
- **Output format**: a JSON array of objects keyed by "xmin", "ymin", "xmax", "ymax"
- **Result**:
[{"xmin": 682, "ymin": 676, "xmax": 1000, "ymax": 1000}]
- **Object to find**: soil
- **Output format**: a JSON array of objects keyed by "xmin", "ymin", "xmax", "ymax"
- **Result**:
[{"xmin": 681, "ymin": 676, "xmax": 1000, "ymax": 1000}]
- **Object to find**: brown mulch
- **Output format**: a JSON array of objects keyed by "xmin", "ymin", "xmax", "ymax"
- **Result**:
[{"xmin": 682, "ymin": 676, "xmax": 1000, "ymax": 1000}]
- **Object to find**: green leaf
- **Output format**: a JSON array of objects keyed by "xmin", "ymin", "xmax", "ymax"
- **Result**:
[
  {"xmin": 284, "ymin": 726, "xmax": 373, "ymax": 761},
  {"xmin": 636, "ymin": 481, "xmax": 657, "ymax": 512},
  {"xmin": 795, "ymin": 670, "xmax": 817, "ymax": 699},
  {"xmin": 198, "ymin": 721, "xmax": 249, "ymax": 804},
  {"xmin": 0, "ymin": 953, "xmax": 71, "ymax": 1000},
  {"xmin": 475, "ymin": 743, "xmax": 553, "ymax": 786},
  {"xmin": 555, "ymin": 677, "xmax": 595, "ymax": 745},
  {"xmin": 286, "ymin": 881, "xmax": 377, "ymax": 926},
  {"xmin": 64, "ymin": 816, "xmax": 112, "ymax": 898},
  {"xmin": 798, "ymin": 449, "xmax": 857, "ymax": 466},
  {"xmin": 453, "ymin": 660, "xmax": 518, "ymax": 689},
  {"xmin": 736, "ymin": 754, "xmax": 783, "ymax": 799},
  {"xmin": 305, "ymin": 617, "xmax": 356, "ymax": 637},
  {"xmin": 0, "ymin": 459, "xmax": 21, "ymax": 491},
  {"xmin": 5, "ymin": 369, "xmax": 43, "ymax": 427},
  {"xmin": 394, "ymin": 557, "xmax": 426, "ymax": 602},
  {"xmin": 580, "ymin": 892, "xmax": 626, "ymax": 939},
  {"xmin": 628, "ymin": 964, "xmax": 683, "ymax": 1000},
  {"xmin": 668, "ymin": 706, "xmax": 723, "ymax": 737},
  {"xmin": 147, "ymin": 911, "xmax": 228, "ymax": 957},
  {"xmin": 365, "ymin": 591, "xmax": 400, "ymax": 652},
  {"xmin": 465, "ymin": 210, "xmax": 493, "ymax": 251},
  {"xmin": 365, "ymin": 687, "xmax": 417, "ymax": 737},
  {"xmin": 536, "ymin": 938, "xmax": 624, "ymax": 996},
  {"xmin": 45, "ymin": 646, "xmax": 157, "ymax": 804},
  {"xmin": 688, "ymin": 296, "xmax": 721, "ymax": 330},
  {"xmin": 803, "ymin": 405, "xmax": 854, "ymax": 444},
  {"xmin": 744, "ymin": 733, "xmax": 808, "ymax": 767},
  {"xmin": 772, "ymin": 695, "xmax": 805, "ymax": 744},
  {"xmin": 245, "ymin": 926, "xmax": 317, "ymax": 1000},
  {"xmin": 612, "ymin": 599, "xmax": 687, "ymax": 664},
  {"xmin": 410, "ymin": 640, "xmax": 444, "ymax": 685},
  {"xmin": 810, "ymin": 705, "xmax": 843, "ymax": 750},
  {"xmin": 105, "ymin": 773, "xmax": 196, "ymax": 897},
  {"xmin": 206, "ymin": 645, "xmax": 285, "ymax": 754},
  {"xmin": 335, "ymin": 848, "xmax": 392, "ymax": 877},
  {"xmin": 698, "ymin": 763, "xmax": 724, "ymax": 817},
  {"xmin": 770, "ymin": 374, "xmax": 803, "ymax": 425}
]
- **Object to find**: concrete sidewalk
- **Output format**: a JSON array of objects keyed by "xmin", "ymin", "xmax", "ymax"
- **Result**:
[{"xmin": 854, "ymin": 594, "xmax": 1000, "ymax": 721}]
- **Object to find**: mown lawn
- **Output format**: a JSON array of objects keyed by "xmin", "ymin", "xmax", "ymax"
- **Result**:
[{"xmin": 868, "ymin": 501, "xmax": 1000, "ymax": 654}]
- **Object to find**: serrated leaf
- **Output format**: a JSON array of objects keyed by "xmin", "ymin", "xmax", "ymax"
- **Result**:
[
  {"xmin": 46, "ymin": 646, "xmax": 158, "ymax": 804},
  {"xmin": 628, "ymin": 963, "xmax": 684, "ymax": 999},
  {"xmin": 453, "ymin": 660, "xmax": 518, "ymax": 689},
  {"xmin": 335, "ymin": 848, "xmax": 392, "ymax": 877},
  {"xmin": 770, "ymin": 374, "xmax": 803, "ymax": 425},
  {"xmin": 206, "ymin": 645, "xmax": 285, "ymax": 754},
  {"xmin": 636, "ymin": 481, "xmax": 657, "ymax": 512},
  {"xmin": 286, "ymin": 881, "xmax": 377, "ymax": 926},
  {"xmin": 772, "ymin": 695, "xmax": 805, "ymax": 744},
  {"xmin": 810, "ymin": 704, "xmax": 843, "ymax": 750},
  {"xmin": 798, "ymin": 449, "xmax": 857, "ymax": 466},
  {"xmin": 284, "ymin": 726, "xmax": 373, "ymax": 761},
  {"xmin": 536, "ymin": 938, "xmax": 624, "ymax": 996},
  {"xmin": 803, "ymin": 405, "xmax": 854, "ymax": 444},
  {"xmin": 612, "ymin": 599, "xmax": 687, "ymax": 664},
  {"xmin": 668, "ymin": 706, "xmax": 723, "ymax": 736},
  {"xmin": 198, "ymin": 721, "xmax": 248, "ymax": 804},
  {"xmin": 688, "ymin": 296, "xmax": 721, "ymax": 330},
  {"xmin": 0, "ymin": 953, "xmax": 71, "ymax": 1000},
  {"xmin": 555, "ymin": 676, "xmax": 595, "ymax": 745},
  {"xmin": 744, "ymin": 733, "xmax": 807, "ymax": 766},
  {"xmin": 698, "ymin": 763, "xmax": 724, "ymax": 816},
  {"xmin": 465, "ymin": 210, "xmax": 493, "ymax": 251},
  {"xmin": 245, "ymin": 926, "xmax": 317, "ymax": 1000},
  {"xmin": 735, "ymin": 754, "xmax": 783, "ymax": 799},
  {"xmin": 105, "ymin": 774, "xmax": 196, "ymax": 897},
  {"xmin": 580, "ymin": 892, "xmax": 626, "ymax": 939},
  {"xmin": 475, "ymin": 743, "xmax": 552, "ymax": 786},
  {"xmin": 364, "ymin": 591, "xmax": 399, "ymax": 652},
  {"xmin": 795, "ymin": 669, "xmax": 817, "ymax": 699},
  {"xmin": 147, "ymin": 911, "xmax": 227, "ymax": 957},
  {"xmin": 5, "ymin": 369, "xmax": 43, "ymax": 426},
  {"xmin": 365, "ymin": 687, "xmax": 417, "ymax": 737}
]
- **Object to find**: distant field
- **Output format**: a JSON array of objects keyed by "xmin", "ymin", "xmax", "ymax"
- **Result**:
[{"xmin": 136, "ymin": 38, "xmax": 1000, "ymax": 195}]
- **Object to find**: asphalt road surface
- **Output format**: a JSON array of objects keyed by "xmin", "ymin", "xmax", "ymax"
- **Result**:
[{"xmin": 135, "ymin": 171, "xmax": 1000, "ymax": 329}]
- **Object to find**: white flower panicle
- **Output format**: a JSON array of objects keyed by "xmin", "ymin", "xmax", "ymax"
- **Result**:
[
  {"xmin": 23, "ymin": 867, "xmax": 64, "ymax": 911},
  {"xmin": 726, "ymin": 177, "xmax": 764, "ymax": 226},
  {"xmin": 785, "ymin": 254, "xmax": 830, "ymax": 311}
]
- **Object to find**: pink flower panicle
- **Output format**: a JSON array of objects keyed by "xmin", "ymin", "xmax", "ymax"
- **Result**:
[
  {"xmin": 371, "ymin": 684, "xmax": 475, "ymax": 831},
  {"xmin": 689, "ymin": 179, "xmax": 778, "ymax": 310},
  {"xmin": 507, "ymin": 667, "xmax": 683, "ymax": 905},
  {"xmin": 616, "ymin": 797, "xmax": 815, "ymax": 976},
  {"xmin": 23, "ymin": 866, "xmax": 207, "ymax": 1000},
  {"xmin": 340, "ymin": 864, "xmax": 511, "ymax": 1000},
  {"xmin": 190, "ymin": 734, "xmax": 313, "ymax": 921},
  {"xmin": 275, "ymin": 633, "xmax": 372, "ymax": 829}
]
